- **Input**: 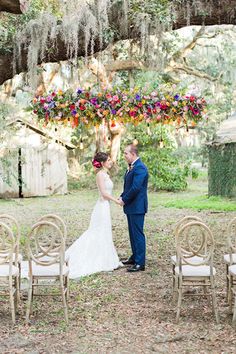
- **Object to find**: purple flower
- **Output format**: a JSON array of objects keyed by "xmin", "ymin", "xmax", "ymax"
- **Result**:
[
  {"xmin": 48, "ymin": 102, "xmax": 55, "ymax": 108},
  {"xmin": 72, "ymin": 110, "xmax": 77, "ymax": 116},
  {"xmin": 135, "ymin": 94, "xmax": 141, "ymax": 101},
  {"xmin": 77, "ymin": 88, "xmax": 83, "ymax": 94},
  {"xmin": 174, "ymin": 95, "xmax": 180, "ymax": 100},
  {"xmin": 90, "ymin": 97, "xmax": 97, "ymax": 105},
  {"xmin": 111, "ymin": 109, "xmax": 116, "ymax": 115}
]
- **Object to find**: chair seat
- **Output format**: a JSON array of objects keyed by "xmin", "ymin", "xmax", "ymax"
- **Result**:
[
  {"xmin": 175, "ymin": 265, "xmax": 216, "ymax": 277},
  {"xmin": 171, "ymin": 255, "xmax": 204, "ymax": 265},
  {"xmin": 223, "ymin": 254, "xmax": 236, "ymax": 265},
  {"xmin": 0, "ymin": 264, "xmax": 19, "ymax": 277},
  {"xmin": 31, "ymin": 263, "xmax": 69, "ymax": 277},
  {"xmin": 228, "ymin": 264, "xmax": 236, "ymax": 275}
]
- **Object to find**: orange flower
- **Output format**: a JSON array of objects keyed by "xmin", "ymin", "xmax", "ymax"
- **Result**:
[{"xmin": 103, "ymin": 110, "xmax": 109, "ymax": 116}]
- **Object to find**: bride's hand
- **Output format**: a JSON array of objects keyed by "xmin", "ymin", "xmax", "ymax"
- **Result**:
[{"xmin": 116, "ymin": 198, "xmax": 124, "ymax": 206}]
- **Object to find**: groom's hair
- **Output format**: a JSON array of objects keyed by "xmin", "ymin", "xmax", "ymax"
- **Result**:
[{"xmin": 128, "ymin": 144, "xmax": 139, "ymax": 156}]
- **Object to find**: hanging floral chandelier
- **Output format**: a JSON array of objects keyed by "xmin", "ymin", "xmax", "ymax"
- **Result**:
[{"xmin": 32, "ymin": 87, "xmax": 207, "ymax": 129}]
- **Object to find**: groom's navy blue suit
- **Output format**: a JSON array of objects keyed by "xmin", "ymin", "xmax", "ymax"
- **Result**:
[{"xmin": 121, "ymin": 158, "xmax": 148, "ymax": 266}]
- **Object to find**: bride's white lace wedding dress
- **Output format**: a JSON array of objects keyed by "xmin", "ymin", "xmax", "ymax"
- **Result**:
[{"xmin": 66, "ymin": 171, "xmax": 122, "ymax": 279}]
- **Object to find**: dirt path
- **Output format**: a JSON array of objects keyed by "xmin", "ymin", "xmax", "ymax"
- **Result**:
[{"xmin": 0, "ymin": 186, "xmax": 236, "ymax": 353}]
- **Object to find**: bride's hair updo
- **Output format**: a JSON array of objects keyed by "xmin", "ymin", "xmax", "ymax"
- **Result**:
[{"xmin": 92, "ymin": 152, "xmax": 109, "ymax": 169}]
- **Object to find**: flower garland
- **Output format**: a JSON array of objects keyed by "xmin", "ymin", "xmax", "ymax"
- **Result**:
[{"xmin": 32, "ymin": 88, "xmax": 207, "ymax": 129}]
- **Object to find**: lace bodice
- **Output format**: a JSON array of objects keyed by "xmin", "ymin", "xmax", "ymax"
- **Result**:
[{"xmin": 97, "ymin": 171, "xmax": 113, "ymax": 199}]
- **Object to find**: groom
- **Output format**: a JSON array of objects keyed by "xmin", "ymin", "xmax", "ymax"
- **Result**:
[{"xmin": 119, "ymin": 144, "xmax": 148, "ymax": 272}]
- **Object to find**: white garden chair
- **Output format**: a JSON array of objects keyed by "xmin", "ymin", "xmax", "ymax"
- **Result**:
[
  {"xmin": 175, "ymin": 221, "xmax": 219, "ymax": 323},
  {"xmin": 26, "ymin": 220, "xmax": 69, "ymax": 323},
  {"xmin": 0, "ymin": 214, "xmax": 22, "ymax": 303},
  {"xmin": 0, "ymin": 221, "xmax": 20, "ymax": 323},
  {"xmin": 171, "ymin": 216, "xmax": 204, "ymax": 293},
  {"xmin": 223, "ymin": 217, "xmax": 236, "ymax": 304},
  {"xmin": 37, "ymin": 214, "xmax": 69, "ymax": 265},
  {"xmin": 225, "ymin": 217, "xmax": 236, "ymax": 324}
]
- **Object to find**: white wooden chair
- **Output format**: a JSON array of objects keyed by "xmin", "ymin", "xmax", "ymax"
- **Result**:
[
  {"xmin": 175, "ymin": 221, "xmax": 219, "ymax": 323},
  {"xmin": 0, "ymin": 221, "xmax": 20, "ymax": 323},
  {"xmin": 0, "ymin": 214, "xmax": 21, "ymax": 303},
  {"xmin": 171, "ymin": 216, "xmax": 204, "ymax": 293},
  {"xmin": 37, "ymin": 214, "xmax": 69, "ymax": 265},
  {"xmin": 223, "ymin": 217, "xmax": 236, "ymax": 304},
  {"xmin": 26, "ymin": 220, "xmax": 69, "ymax": 323},
  {"xmin": 225, "ymin": 217, "xmax": 236, "ymax": 324}
]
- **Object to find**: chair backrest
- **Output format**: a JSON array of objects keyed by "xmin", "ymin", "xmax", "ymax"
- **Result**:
[
  {"xmin": 176, "ymin": 221, "xmax": 214, "ymax": 267},
  {"xmin": 27, "ymin": 221, "xmax": 65, "ymax": 266},
  {"xmin": 174, "ymin": 216, "xmax": 203, "ymax": 256},
  {"xmin": 227, "ymin": 217, "xmax": 236, "ymax": 259},
  {"xmin": 0, "ymin": 214, "xmax": 20, "ymax": 263},
  {"xmin": 38, "ymin": 214, "xmax": 67, "ymax": 240},
  {"xmin": 0, "ymin": 221, "xmax": 16, "ymax": 269},
  {"xmin": 174, "ymin": 216, "xmax": 203, "ymax": 237}
]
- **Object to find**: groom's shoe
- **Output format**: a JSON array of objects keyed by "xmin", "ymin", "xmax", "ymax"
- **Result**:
[
  {"xmin": 122, "ymin": 257, "xmax": 135, "ymax": 266},
  {"xmin": 127, "ymin": 264, "xmax": 145, "ymax": 272}
]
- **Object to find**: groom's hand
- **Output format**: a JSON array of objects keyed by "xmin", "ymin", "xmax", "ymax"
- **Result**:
[{"xmin": 117, "ymin": 197, "xmax": 125, "ymax": 206}]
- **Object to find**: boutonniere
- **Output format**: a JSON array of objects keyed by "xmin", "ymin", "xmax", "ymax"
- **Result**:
[{"xmin": 127, "ymin": 164, "xmax": 134, "ymax": 172}]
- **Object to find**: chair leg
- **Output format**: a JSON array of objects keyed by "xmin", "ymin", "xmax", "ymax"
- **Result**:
[
  {"xmin": 60, "ymin": 277, "xmax": 68, "ymax": 323},
  {"xmin": 229, "ymin": 275, "xmax": 233, "ymax": 313},
  {"xmin": 210, "ymin": 277, "xmax": 219, "ymax": 324},
  {"xmin": 26, "ymin": 277, "xmax": 33, "ymax": 322},
  {"xmin": 176, "ymin": 278, "xmax": 182, "ymax": 323},
  {"xmin": 172, "ymin": 265, "xmax": 175, "ymax": 291},
  {"xmin": 203, "ymin": 280, "xmax": 210, "ymax": 306},
  {"xmin": 15, "ymin": 275, "xmax": 20, "ymax": 308},
  {"xmin": 226, "ymin": 264, "xmax": 229, "ymax": 304},
  {"xmin": 232, "ymin": 291, "xmax": 236, "ymax": 326},
  {"xmin": 65, "ymin": 275, "xmax": 69, "ymax": 301},
  {"xmin": 9, "ymin": 281, "xmax": 16, "ymax": 324}
]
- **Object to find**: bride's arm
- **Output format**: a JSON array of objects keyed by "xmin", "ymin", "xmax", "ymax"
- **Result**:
[{"xmin": 96, "ymin": 172, "xmax": 120, "ymax": 204}]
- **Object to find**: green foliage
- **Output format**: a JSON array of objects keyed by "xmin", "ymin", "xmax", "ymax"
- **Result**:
[
  {"xmin": 129, "ymin": 0, "xmax": 172, "ymax": 23},
  {"xmin": 159, "ymin": 195, "xmax": 236, "ymax": 211},
  {"xmin": 208, "ymin": 144, "xmax": 236, "ymax": 198},
  {"xmin": 120, "ymin": 123, "xmax": 191, "ymax": 191},
  {"xmin": 142, "ymin": 148, "xmax": 190, "ymax": 191},
  {"xmin": 0, "ymin": 0, "xmax": 62, "ymax": 54},
  {"xmin": 191, "ymin": 167, "xmax": 199, "ymax": 179}
]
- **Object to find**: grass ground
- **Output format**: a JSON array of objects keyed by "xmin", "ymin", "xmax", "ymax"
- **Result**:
[{"xmin": 0, "ymin": 178, "xmax": 236, "ymax": 353}]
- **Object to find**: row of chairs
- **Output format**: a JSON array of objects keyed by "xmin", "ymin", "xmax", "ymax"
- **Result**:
[
  {"xmin": 171, "ymin": 215, "xmax": 236, "ymax": 324},
  {"xmin": 0, "ymin": 214, "xmax": 69, "ymax": 324}
]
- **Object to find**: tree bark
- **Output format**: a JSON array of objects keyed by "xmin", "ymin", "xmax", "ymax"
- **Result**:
[
  {"xmin": 0, "ymin": 0, "xmax": 29, "ymax": 14},
  {"xmin": 0, "ymin": 0, "xmax": 236, "ymax": 85}
]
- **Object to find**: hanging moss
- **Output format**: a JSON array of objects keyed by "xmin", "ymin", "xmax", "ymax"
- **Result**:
[{"xmin": 208, "ymin": 143, "xmax": 236, "ymax": 198}]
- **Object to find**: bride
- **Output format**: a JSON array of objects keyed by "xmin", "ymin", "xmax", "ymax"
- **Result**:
[{"xmin": 66, "ymin": 152, "xmax": 122, "ymax": 279}]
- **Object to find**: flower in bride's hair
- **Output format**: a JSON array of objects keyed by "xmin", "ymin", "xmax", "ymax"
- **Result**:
[{"xmin": 92, "ymin": 159, "xmax": 102, "ymax": 168}]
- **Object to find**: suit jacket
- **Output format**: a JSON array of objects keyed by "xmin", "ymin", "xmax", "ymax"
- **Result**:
[{"xmin": 121, "ymin": 158, "xmax": 148, "ymax": 215}]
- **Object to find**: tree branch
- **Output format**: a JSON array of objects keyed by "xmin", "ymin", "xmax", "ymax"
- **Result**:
[
  {"xmin": 104, "ymin": 60, "xmax": 145, "ymax": 72},
  {"xmin": 166, "ymin": 62, "xmax": 219, "ymax": 81},
  {"xmin": 0, "ymin": 0, "xmax": 29, "ymax": 14},
  {"xmin": 0, "ymin": 0, "xmax": 236, "ymax": 85}
]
